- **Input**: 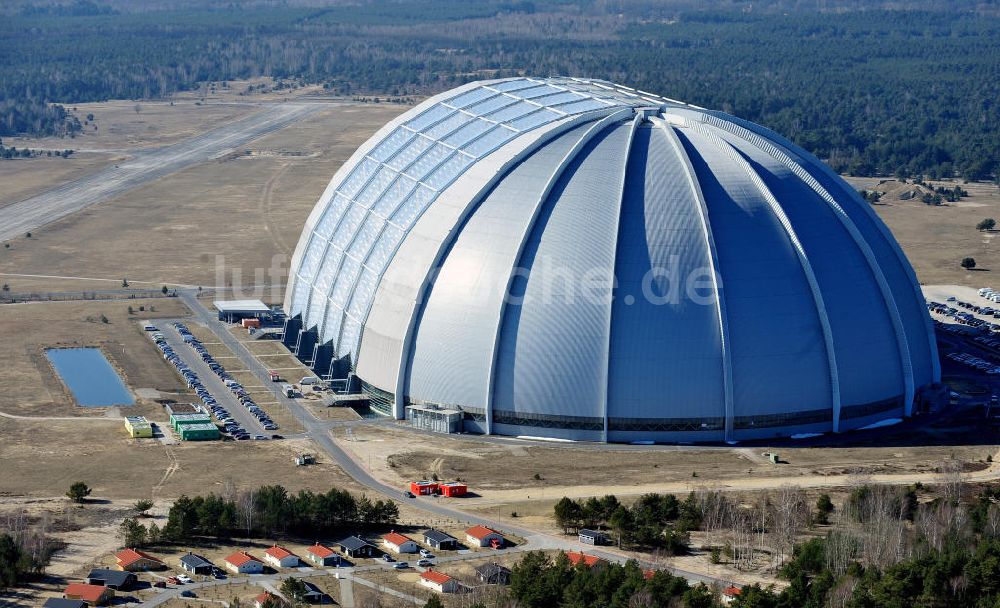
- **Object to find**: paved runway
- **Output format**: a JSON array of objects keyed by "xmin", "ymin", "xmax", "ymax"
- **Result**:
[{"xmin": 0, "ymin": 102, "xmax": 324, "ymax": 242}]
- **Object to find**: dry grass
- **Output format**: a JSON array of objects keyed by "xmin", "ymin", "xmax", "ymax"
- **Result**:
[
  {"xmin": 0, "ymin": 153, "xmax": 124, "ymax": 210},
  {"xmin": 847, "ymin": 177, "xmax": 1000, "ymax": 285},
  {"xmin": 5, "ymin": 100, "xmax": 258, "ymax": 152},
  {"xmin": 0, "ymin": 298, "xmax": 190, "ymax": 418},
  {"xmin": 0, "ymin": 103, "xmax": 408, "ymax": 293}
]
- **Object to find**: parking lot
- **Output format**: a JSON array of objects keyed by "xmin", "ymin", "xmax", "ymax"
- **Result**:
[{"xmin": 154, "ymin": 322, "xmax": 274, "ymax": 439}]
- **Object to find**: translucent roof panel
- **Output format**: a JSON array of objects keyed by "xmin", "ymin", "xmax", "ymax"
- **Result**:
[
  {"xmin": 290, "ymin": 77, "xmax": 689, "ymax": 364},
  {"xmin": 463, "ymin": 125, "xmax": 518, "ymax": 157},
  {"xmin": 464, "ymin": 94, "xmax": 518, "ymax": 117},
  {"xmin": 370, "ymin": 128, "xmax": 415, "ymax": 162},
  {"xmin": 491, "ymin": 79, "xmax": 541, "ymax": 93},
  {"xmin": 387, "ymin": 136, "xmax": 433, "ymax": 172},
  {"xmin": 314, "ymin": 194, "xmax": 351, "ymax": 240},
  {"xmin": 424, "ymin": 111, "xmax": 473, "ymax": 139},
  {"xmin": 447, "ymin": 86, "xmax": 497, "ymax": 109},
  {"xmin": 443, "ymin": 119, "xmax": 494, "ymax": 148},
  {"xmin": 372, "ymin": 175, "xmax": 417, "ymax": 218}
]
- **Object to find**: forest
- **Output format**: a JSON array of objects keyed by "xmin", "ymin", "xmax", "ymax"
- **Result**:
[{"xmin": 1, "ymin": 0, "xmax": 998, "ymax": 179}]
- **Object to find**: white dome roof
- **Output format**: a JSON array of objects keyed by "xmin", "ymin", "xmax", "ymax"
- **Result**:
[{"xmin": 286, "ymin": 77, "xmax": 938, "ymax": 442}]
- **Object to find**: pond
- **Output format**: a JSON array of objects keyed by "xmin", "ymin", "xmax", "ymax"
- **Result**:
[{"xmin": 46, "ymin": 347, "xmax": 135, "ymax": 407}]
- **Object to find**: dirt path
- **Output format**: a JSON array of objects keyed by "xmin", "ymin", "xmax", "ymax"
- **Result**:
[
  {"xmin": 0, "ymin": 410, "xmax": 121, "ymax": 422},
  {"xmin": 452, "ymin": 445, "xmax": 1000, "ymax": 505}
]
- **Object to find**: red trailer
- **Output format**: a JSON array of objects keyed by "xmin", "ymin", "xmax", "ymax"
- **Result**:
[
  {"xmin": 439, "ymin": 482, "xmax": 467, "ymax": 497},
  {"xmin": 410, "ymin": 480, "xmax": 439, "ymax": 496}
]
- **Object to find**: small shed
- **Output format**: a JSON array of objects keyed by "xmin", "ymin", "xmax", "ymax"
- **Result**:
[
  {"xmin": 440, "ymin": 482, "xmax": 467, "ymax": 497},
  {"xmin": 382, "ymin": 532, "xmax": 419, "ymax": 554},
  {"xmin": 410, "ymin": 480, "xmax": 439, "ymax": 496},
  {"xmin": 63, "ymin": 583, "xmax": 114, "ymax": 606},
  {"xmin": 579, "ymin": 528, "xmax": 609, "ymax": 546},
  {"xmin": 475, "ymin": 562, "xmax": 511, "ymax": 585},
  {"xmin": 170, "ymin": 412, "xmax": 213, "ymax": 432},
  {"xmin": 301, "ymin": 581, "xmax": 326, "ymax": 602},
  {"xmin": 466, "ymin": 525, "xmax": 504, "ymax": 548},
  {"xmin": 124, "ymin": 416, "xmax": 153, "ymax": 438},
  {"xmin": 114, "ymin": 548, "xmax": 164, "ymax": 571},
  {"xmin": 423, "ymin": 529, "xmax": 459, "ymax": 551},
  {"xmin": 565, "ymin": 551, "xmax": 605, "ymax": 569},
  {"xmin": 264, "ymin": 545, "xmax": 300, "ymax": 569},
  {"xmin": 214, "ymin": 299, "xmax": 272, "ymax": 323},
  {"xmin": 337, "ymin": 536, "xmax": 377, "ymax": 558},
  {"xmin": 85, "ymin": 569, "xmax": 136, "ymax": 590},
  {"xmin": 43, "ymin": 600, "xmax": 86, "ymax": 608},
  {"xmin": 306, "ymin": 543, "xmax": 339, "ymax": 566},
  {"xmin": 295, "ymin": 454, "xmax": 316, "ymax": 466},
  {"xmin": 224, "ymin": 551, "xmax": 264, "ymax": 574},
  {"xmin": 420, "ymin": 569, "xmax": 460, "ymax": 594},
  {"xmin": 179, "ymin": 553, "xmax": 214, "ymax": 575},
  {"xmin": 179, "ymin": 423, "xmax": 220, "ymax": 441}
]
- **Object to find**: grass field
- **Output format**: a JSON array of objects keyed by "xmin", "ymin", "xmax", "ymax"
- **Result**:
[
  {"xmin": 0, "ymin": 102, "xmax": 407, "ymax": 293},
  {"xmin": 848, "ymin": 177, "xmax": 1000, "ymax": 285}
]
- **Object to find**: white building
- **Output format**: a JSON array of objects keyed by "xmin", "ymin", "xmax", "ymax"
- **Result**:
[
  {"xmin": 382, "ymin": 532, "xmax": 419, "ymax": 554},
  {"xmin": 224, "ymin": 551, "xmax": 264, "ymax": 574},
  {"xmin": 466, "ymin": 525, "xmax": 504, "ymax": 548},
  {"xmin": 420, "ymin": 569, "xmax": 459, "ymax": 593},
  {"xmin": 264, "ymin": 545, "xmax": 300, "ymax": 569}
]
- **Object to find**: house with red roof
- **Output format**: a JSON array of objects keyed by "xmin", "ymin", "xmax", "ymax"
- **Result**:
[
  {"xmin": 565, "ymin": 551, "xmax": 605, "ymax": 568},
  {"xmin": 382, "ymin": 531, "xmax": 418, "ymax": 554},
  {"xmin": 305, "ymin": 542, "xmax": 339, "ymax": 566},
  {"xmin": 114, "ymin": 548, "xmax": 164, "ymax": 571},
  {"xmin": 63, "ymin": 583, "xmax": 114, "ymax": 606},
  {"xmin": 224, "ymin": 551, "xmax": 265, "ymax": 574},
  {"xmin": 263, "ymin": 545, "xmax": 300, "ymax": 569},
  {"xmin": 465, "ymin": 525, "xmax": 504, "ymax": 548},
  {"xmin": 254, "ymin": 591, "xmax": 277, "ymax": 608},
  {"xmin": 722, "ymin": 586, "xmax": 742, "ymax": 605},
  {"xmin": 420, "ymin": 569, "xmax": 460, "ymax": 593}
]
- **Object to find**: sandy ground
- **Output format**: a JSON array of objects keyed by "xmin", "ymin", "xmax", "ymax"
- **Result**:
[
  {"xmin": 336, "ymin": 424, "xmax": 994, "ymax": 503},
  {"xmin": 0, "ymin": 153, "xmax": 127, "ymax": 210},
  {"xmin": 846, "ymin": 177, "xmax": 1000, "ymax": 286},
  {"xmin": 0, "ymin": 103, "xmax": 407, "ymax": 293},
  {"xmin": 0, "ymin": 298, "xmax": 190, "ymax": 418},
  {"xmin": 5, "ymin": 100, "xmax": 258, "ymax": 153}
]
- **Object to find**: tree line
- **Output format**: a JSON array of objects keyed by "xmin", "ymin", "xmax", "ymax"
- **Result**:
[
  {"xmin": 1, "ymin": 2, "xmax": 998, "ymax": 180},
  {"xmin": 554, "ymin": 493, "xmax": 696, "ymax": 554},
  {"xmin": 119, "ymin": 484, "xmax": 399, "ymax": 548}
]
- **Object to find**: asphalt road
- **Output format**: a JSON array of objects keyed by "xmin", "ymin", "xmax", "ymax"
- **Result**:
[
  {"xmin": 0, "ymin": 103, "xmax": 323, "ymax": 242},
  {"xmin": 176, "ymin": 291, "xmax": 727, "ymax": 588},
  {"xmin": 157, "ymin": 322, "xmax": 266, "ymax": 435}
]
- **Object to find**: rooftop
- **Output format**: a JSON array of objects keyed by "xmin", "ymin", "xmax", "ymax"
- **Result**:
[
  {"xmin": 180, "ymin": 553, "xmax": 213, "ymax": 568},
  {"xmin": 214, "ymin": 299, "xmax": 271, "ymax": 313},
  {"xmin": 338, "ymin": 536, "xmax": 373, "ymax": 551},
  {"xmin": 265, "ymin": 545, "xmax": 298, "ymax": 560},
  {"xmin": 64, "ymin": 583, "xmax": 109, "ymax": 602},
  {"xmin": 421, "ymin": 569, "xmax": 453, "ymax": 585},
  {"xmin": 466, "ymin": 525, "xmax": 500, "ymax": 540},
  {"xmin": 115, "ymin": 547, "xmax": 161, "ymax": 566},
  {"xmin": 86, "ymin": 568, "xmax": 134, "ymax": 587},
  {"xmin": 307, "ymin": 543, "xmax": 335, "ymax": 558},
  {"xmin": 225, "ymin": 551, "xmax": 261, "ymax": 566},
  {"xmin": 383, "ymin": 532, "xmax": 413, "ymax": 546},
  {"xmin": 423, "ymin": 529, "xmax": 456, "ymax": 542},
  {"xmin": 565, "ymin": 551, "xmax": 604, "ymax": 568},
  {"xmin": 43, "ymin": 599, "xmax": 87, "ymax": 608}
]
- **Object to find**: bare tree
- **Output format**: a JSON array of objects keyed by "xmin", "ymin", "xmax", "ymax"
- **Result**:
[
  {"xmin": 985, "ymin": 502, "xmax": 1000, "ymax": 538},
  {"xmin": 937, "ymin": 459, "xmax": 965, "ymax": 505},
  {"xmin": 237, "ymin": 488, "xmax": 256, "ymax": 538},
  {"xmin": 771, "ymin": 485, "xmax": 808, "ymax": 567}
]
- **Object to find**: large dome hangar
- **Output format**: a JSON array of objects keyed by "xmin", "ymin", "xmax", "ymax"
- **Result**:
[{"xmin": 283, "ymin": 77, "xmax": 939, "ymax": 443}]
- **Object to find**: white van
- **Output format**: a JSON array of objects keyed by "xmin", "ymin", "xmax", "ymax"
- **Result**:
[{"xmin": 300, "ymin": 376, "xmax": 320, "ymax": 386}]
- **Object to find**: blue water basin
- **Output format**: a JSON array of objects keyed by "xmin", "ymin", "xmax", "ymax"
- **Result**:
[{"xmin": 46, "ymin": 347, "xmax": 134, "ymax": 407}]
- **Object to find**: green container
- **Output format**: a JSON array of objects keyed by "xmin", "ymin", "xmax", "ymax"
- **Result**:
[{"xmin": 179, "ymin": 423, "xmax": 220, "ymax": 441}]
